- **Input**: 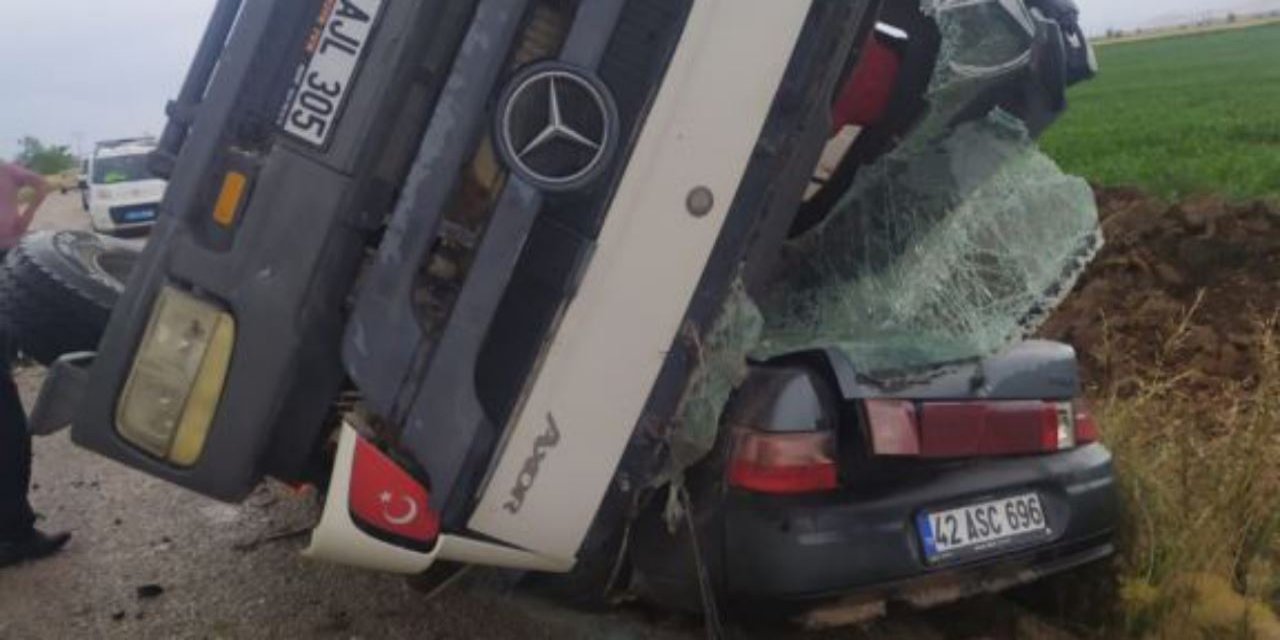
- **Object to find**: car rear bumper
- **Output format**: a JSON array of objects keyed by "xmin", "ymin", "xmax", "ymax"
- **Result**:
[
  {"xmin": 794, "ymin": 535, "xmax": 1113, "ymax": 626},
  {"xmin": 723, "ymin": 444, "xmax": 1117, "ymax": 601}
]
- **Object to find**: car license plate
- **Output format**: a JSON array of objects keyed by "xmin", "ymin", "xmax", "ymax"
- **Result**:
[
  {"xmin": 125, "ymin": 208, "xmax": 156, "ymax": 222},
  {"xmin": 281, "ymin": 0, "xmax": 385, "ymax": 148},
  {"xmin": 917, "ymin": 493, "xmax": 1051, "ymax": 563}
]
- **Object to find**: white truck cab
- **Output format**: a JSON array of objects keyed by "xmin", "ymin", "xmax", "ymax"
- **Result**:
[{"xmin": 82, "ymin": 139, "xmax": 165, "ymax": 236}]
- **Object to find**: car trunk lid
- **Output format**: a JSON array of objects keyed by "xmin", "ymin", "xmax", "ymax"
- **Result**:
[{"xmin": 823, "ymin": 340, "xmax": 1098, "ymax": 459}]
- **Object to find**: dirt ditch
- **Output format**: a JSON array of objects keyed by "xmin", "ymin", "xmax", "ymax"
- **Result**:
[{"xmin": 1041, "ymin": 187, "xmax": 1280, "ymax": 395}]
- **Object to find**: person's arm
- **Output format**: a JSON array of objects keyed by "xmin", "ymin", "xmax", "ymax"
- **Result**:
[{"xmin": 12, "ymin": 165, "xmax": 49, "ymax": 234}]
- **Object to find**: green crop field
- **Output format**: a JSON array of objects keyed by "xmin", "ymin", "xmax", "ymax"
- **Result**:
[{"xmin": 1041, "ymin": 22, "xmax": 1280, "ymax": 201}]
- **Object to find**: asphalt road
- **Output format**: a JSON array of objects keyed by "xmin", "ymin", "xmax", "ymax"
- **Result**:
[
  {"xmin": 0, "ymin": 193, "xmax": 1064, "ymax": 639},
  {"xmin": 0, "ymin": 412, "xmax": 691, "ymax": 639}
]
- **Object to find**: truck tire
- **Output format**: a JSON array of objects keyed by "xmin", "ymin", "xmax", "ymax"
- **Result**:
[{"xmin": 0, "ymin": 231, "xmax": 140, "ymax": 365}]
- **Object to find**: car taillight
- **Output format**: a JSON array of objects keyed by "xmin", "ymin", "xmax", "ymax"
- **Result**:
[
  {"xmin": 1046, "ymin": 401, "xmax": 1077, "ymax": 451},
  {"xmin": 864, "ymin": 399, "xmax": 920, "ymax": 456},
  {"xmin": 728, "ymin": 429, "xmax": 838, "ymax": 495},
  {"xmin": 865, "ymin": 399, "xmax": 1098, "ymax": 458},
  {"xmin": 1073, "ymin": 400, "xmax": 1100, "ymax": 444}
]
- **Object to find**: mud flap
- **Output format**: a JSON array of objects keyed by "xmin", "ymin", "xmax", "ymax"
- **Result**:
[
  {"xmin": 304, "ymin": 424, "xmax": 439, "ymax": 574},
  {"xmin": 29, "ymin": 352, "xmax": 95, "ymax": 437},
  {"xmin": 305, "ymin": 424, "xmax": 573, "ymax": 575}
]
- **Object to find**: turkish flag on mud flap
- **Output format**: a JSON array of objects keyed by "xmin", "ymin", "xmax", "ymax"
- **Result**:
[{"xmin": 348, "ymin": 437, "xmax": 440, "ymax": 544}]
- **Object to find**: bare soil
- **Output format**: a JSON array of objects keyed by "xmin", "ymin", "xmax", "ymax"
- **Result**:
[{"xmin": 1041, "ymin": 187, "xmax": 1280, "ymax": 396}]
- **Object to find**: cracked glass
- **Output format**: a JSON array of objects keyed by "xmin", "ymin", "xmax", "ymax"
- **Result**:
[{"xmin": 665, "ymin": 0, "xmax": 1101, "ymax": 481}]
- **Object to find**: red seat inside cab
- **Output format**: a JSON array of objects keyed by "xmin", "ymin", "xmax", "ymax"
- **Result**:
[{"xmin": 832, "ymin": 24, "xmax": 908, "ymax": 132}]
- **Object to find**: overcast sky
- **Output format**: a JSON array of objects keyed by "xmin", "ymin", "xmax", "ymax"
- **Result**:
[{"xmin": 0, "ymin": 0, "xmax": 1261, "ymax": 161}]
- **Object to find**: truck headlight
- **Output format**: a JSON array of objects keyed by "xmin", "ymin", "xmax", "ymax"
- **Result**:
[{"xmin": 116, "ymin": 286, "xmax": 235, "ymax": 467}]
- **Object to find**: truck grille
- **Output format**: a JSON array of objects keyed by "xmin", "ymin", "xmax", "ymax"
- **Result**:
[
  {"xmin": 342, "ymin": 0, "xmax": 694, "ymax": 521},
  {"xmin": 411, "ymin": 1, "xmax": 577, "ymax": 343},
  {"xmin": 475, "ymin": 0, "xmax": 694, "ymax": 427}
]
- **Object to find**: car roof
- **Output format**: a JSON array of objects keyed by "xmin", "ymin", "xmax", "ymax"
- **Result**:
[{"xmin": 94, "ymin": 138, "xmax": 157, "ymax": 159}]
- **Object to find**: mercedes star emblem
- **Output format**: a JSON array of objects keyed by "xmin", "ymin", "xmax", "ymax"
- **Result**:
[{"xmin": 496, "ymin": 63, "xmax": 618, "ymax": 191}]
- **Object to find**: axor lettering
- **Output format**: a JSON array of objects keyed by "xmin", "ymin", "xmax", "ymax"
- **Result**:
[{"xmin": 503, "ymin": 413, "xmax": 562, "ymax": 514}]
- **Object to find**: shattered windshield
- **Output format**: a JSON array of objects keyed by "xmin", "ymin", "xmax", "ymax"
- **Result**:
[
  {"xmin": 754, "ymin": 0, "xmax": 1101, "ymax": 374},
  {"xmin": 755, "ymin": 111, "xmax": 1101, "ymax": 374},
  {"xmin": 663, "ymin": 0, "xmax": 1103, "ymax": 480},
  {"xmin": 928, "ymin": 0, "xmax": 1036, "ymax": 94}
]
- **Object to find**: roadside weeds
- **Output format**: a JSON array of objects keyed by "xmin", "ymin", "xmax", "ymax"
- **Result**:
[{"xmin": 1098, "ymin": 321, "xmax": 1280, "ymax": 638}]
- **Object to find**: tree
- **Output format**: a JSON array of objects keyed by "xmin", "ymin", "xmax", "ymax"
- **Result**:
[
  {"xmin": 13, "ymin": 136, "xmax": 77, "ymax": 175},
  {"xmin": 1226, "ymin": 12, "xmax": 1237, "ymax": 23}
]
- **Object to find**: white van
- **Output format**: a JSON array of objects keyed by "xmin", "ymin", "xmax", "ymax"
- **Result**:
[{"xmin": 81, "ymin": 139, "xmax": 166, "ymax": 236}]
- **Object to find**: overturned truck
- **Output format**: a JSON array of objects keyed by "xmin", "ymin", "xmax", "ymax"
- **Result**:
[{"xmin": 20, "ymin": 0, "xmax": 1117, "ymax": 618}]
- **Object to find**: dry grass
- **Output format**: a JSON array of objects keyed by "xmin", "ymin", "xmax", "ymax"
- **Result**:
[{"xmin": 1094, "ymin": 322, "xmax": 1280, "ymax": 638}]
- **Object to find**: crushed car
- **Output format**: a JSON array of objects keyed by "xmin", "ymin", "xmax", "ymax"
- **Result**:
[{"xmin": 7, "ymin": 0, "xmax": 1117, "ymax": 624}]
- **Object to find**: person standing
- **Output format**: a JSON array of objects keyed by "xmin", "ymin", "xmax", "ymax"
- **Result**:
[{"xmin": 0, "ymin": 160, "xmax": 70, "ymax": 567}]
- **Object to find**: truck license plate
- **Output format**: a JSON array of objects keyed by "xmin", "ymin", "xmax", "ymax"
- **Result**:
[
  {"xmin": 281, "ymin": 0, "xmax": 385, "ymax": 148},
  {"xmin": 917, "ymin": 493, "xmax": 1051, "ymax": 563}
]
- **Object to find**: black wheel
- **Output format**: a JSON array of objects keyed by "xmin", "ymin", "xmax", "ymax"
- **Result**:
[{"xmin": 0, "ymin": 231, "xmax": 140, "ymax": 365}]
